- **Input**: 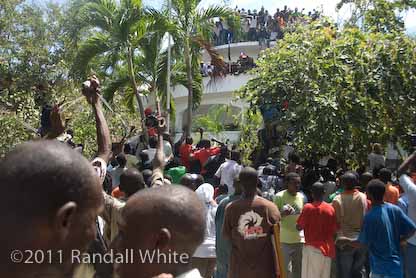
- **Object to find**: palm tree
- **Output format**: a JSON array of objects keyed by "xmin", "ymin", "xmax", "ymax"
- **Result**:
[
  {"xmin": 71, "ymin": 0, "xmax": 149, "ymax": 137},
  {"xmin": 168, "ymin": 0, "xmax": 232, "ymax": 135},
  {"xmin": 101, "ymin": 10, "xmax": 203, "ymax": 127}
]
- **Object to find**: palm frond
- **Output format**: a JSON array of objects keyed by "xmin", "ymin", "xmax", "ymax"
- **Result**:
[
  {"xmin": 78, "ymin": 0, "xmax": 117, "ymax": 32},
  {"xmin": 102, "ymin": 73, "xmax": 130, "ymax": 102},
  {"xmin": 197, "ymin": 6, "xmax": 232, "ymax": 23},
  {"xmin": 71, "ymin": 33, "xmax": 111, "ymax": 77},
  {"xmin": 192, "ymin": 36, "xmax": 227, "ymax": 79}
]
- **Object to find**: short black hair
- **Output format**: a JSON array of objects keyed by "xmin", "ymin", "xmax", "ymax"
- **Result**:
[
  {"xmin": 119, "ymin": 168, "xmax": 146, "ymax": 197},
  {"xmin": 311, "ymin": 182, "xmax": 325, "ymax": 199},
  {"xmin": 149, "ymin": 136, "xmax": 158, "ymax": 148},
  {"xmin": 284, "ymin": 172, "xmax": 300, "ymax": 184},
  {"xmin": 341, "ymin": 171, "xmax": 358, "ymax": 190},
  {"xmin": 367, "ymin": 179, "xmax": 386, "ymax": 202},
  {"xmin": 239, "ymin": 167, "xmax": 258, "ymax": 193},
  {"xmin": 230, "ymin": 150, "xmax": 240, "ymax": 162},
  {"xmin": 0, "ymin": 141, "xmax": 98, "ymax": 221},
  {"xmin": 142, "ymin": 169, "xmax": 153, "ymax": 187},
  {"xmin": 378, "ymin": 168, "xmax": 392, "ymax": 184},
  {"xmin": 139, "ymin": 151, "xmax": 149, "ymax": 162},
  {"xmin": 116, "ymin": 153, "xmax": 127, "ymax": 168},
  {"xmin": 185, "ymin": 136, "xmax": 193, "ymax": 145}
]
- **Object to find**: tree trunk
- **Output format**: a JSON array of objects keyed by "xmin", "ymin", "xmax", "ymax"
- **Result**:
[
  {"xmin": 127, "ymin": 46, "xmax": 148, "ymax": 144},
  {"xmin": 184, "ymin": 38, "xmax": 193, "ymax": 137}
]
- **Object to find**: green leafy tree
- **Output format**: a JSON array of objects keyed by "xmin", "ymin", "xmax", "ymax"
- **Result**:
[
  {"xmin": 337, "ymin": 0, "xmax": 416, "ymax": 32},
  {"xmin": 239, "ymin": 20, "xmax": 416, "ymax": 163},
  {"xmin": 71, "ymin": 0, "xmax": 149, "ymax": 137}
]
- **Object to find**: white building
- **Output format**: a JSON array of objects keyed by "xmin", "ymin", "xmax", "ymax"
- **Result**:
[{"xmin": 172, "ymin": 41, "xmax": 275, "ymax": 142}]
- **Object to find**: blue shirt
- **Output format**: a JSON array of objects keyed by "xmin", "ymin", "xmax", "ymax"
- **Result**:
[
  {"xmin": 214, "ymin": 194, "xmax": 241, "ymax": 278},
  {"xmin": 397, "ymin": 195, "xmax": 409, "ymax": 215},
  {"xmin": 358, "ymin": 203, "xmax": 416, "ymax": 277}
]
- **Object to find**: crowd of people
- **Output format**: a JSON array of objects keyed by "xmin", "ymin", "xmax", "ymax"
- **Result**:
[
  {"xmin": 1, "ymin": 76, "xmax": 415, "ymax": 278},
  {"xmin": 200, "ymin": 52, "xmax": 256, "ymax": 77},
  {"xmin": 212, "ymin": 6, "xmax": 322, "ymax": 47}
]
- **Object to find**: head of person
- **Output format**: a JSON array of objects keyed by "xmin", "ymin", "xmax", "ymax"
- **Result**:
[
  {"xmin": 217, "ymin": 184, "xmax": 229, "ymax": 196},
  {"xmin": 372, "ymin": 143, "xmax": 383, "ymax": 155},
  {"xmin": 142, "ymin": 169, "xmax": 153, "ymax": 187},
  {"xmin": 114, "ymin": 186, "xmax": 205, "ymax": 278},
  {"xmin": 138, "ymin": 152, "xmax": 149, "ymax": 165},
  {"xmin": 230, "ymin": 150, "xmax": 240, "ymax": 163},
  {"xmin": 124, "ymin": 143, "xmax": 132, "ymax": 155},
  {"xmin": 263, "ymin": 165, "xmax": 276, "ymax": 176},
  {"xmin": 239, "ymin": 167, "xmax": 259, "ymax": 196},
  {"xmin": 149, "ymin": 136, "xmax": 158, "ymax": 149},
  {"xmin": 321, "ymin": 167, "xmax": 335, "ymax": 182},
  {"xmin": 285, "ymin": 172, "xmax": 301, "ymax": 196},
  {"xmin": 195, "ymin": 174, "xmax": 205, "ymax": 188},
  {"xmin": 360, "ymin": 172, "xmax": 373, "ymax": 191},
  {"xmin": 180, "ymin": 173, "xmax": 198, "ymax": 191},
  {"xmin": 220, "ymin": 145, "xmax": 229, "ymax": 157},
  {"xmin": 200, "ymin": 139, "xmax": 211, "ymax": 149},
  {"xmin": 0, "ymin": 141, "xmax": 102, "ymax": 276},
  {"xmin": 311, "ymin": 182, "xmax": 325, "ymax": 202},
  {"xmin": 340, "ymin": 171, "xmax": 359, "ymax": 190},
  {"xmin": 366, "ymin": 179, "xmax": 386, "ymax": 203},
  {"xmin": 116, "ymin": 153, "xmax": 127, "ymax": 168},
  {"xmin": 378, "ymin": 168, "xmax": 392, "ymax": 184},
  {"xmin": 266, "ymin": 157, "xmax": 273, "ymax": 164},
  {"xmin": 119, "ymin": 169, "xmax": 146, "ymax": 198},
  {"xmin": 185, "ymin": 136, "xmax": 193, "ymax": 145}
]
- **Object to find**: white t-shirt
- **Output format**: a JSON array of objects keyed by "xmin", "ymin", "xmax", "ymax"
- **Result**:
[
  {"xmin": 143, "ymin": 148, "xmax": 156, "ymax": 162},
  {"xmin": 215, "ymin": 159, "xmax": 242, "ymax": 194},
  {"xmin": 399, "ymin": 175, "xmax": 416, "ymax": 245},
  {"xmin": 250, "ymin": 17, "xmax": 257, "ymax": 28}
]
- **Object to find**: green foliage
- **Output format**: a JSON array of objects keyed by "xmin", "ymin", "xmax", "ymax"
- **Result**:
[
  {"xmin": 193, "ymin": 104, "xmax": 230, "ymax": 134},
  {"xmin": 239, "ymin": 20, "xmax": 416, "ymax": 163},
  {"xmin": 337, "ymin": 0, "xmax": 416, "ymax": 33},
  {"xmin": 237, "ymin": 109, "xmax": 263, "ymax": 165}
]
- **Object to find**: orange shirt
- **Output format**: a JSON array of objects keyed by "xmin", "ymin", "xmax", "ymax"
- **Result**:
[
  {"xmin": 111, "ymin": 186, "xmax": 125, "ymax": 199},
  {"xmin": 384, "ymin": 183, "xmax": 400, "ymax": 204}
]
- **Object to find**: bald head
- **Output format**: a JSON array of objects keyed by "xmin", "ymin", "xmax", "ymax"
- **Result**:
[
  {"xmin": 119, "ymin": 168, "xmax": 145, "ymax": 197},
  {"xmin": 1, "ymin": 140, "xmax": 100, "ymax": 221},
  {"xmin": 123, "ymin": 185, "xmax": 205, "ymax": 247},
  {"xmin": 116, "ymin": 185, "xmax": 205, "ymax": 278},
  {"xmin": 0, "ymin": 140, "xmax": 102, "ymax": 277},
  {"xmin": 341, "ymin": 172, "xmax": 358, "ymax": 190}
]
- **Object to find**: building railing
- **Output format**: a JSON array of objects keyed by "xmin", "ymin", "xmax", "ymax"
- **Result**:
[{"xmin": 210, "ymin": 6, "xmax": 322, "ymax": 47}]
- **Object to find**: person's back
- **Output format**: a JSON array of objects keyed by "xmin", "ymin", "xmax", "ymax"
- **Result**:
[
  {"xmin": 297, "ymin": 182, "xmax": 338, "ymax": 278},
  {"xmin": 223, "ymin": 196, "xmax": 279, "ymax": 278},
  {"xmin": 215, "ymin": 151, "xmax": 242, "ymax": 194},
  {"xmin": 332, "ymin": 189, "xmax": 367, "ymax": 238},
  {"xmin": 223, "ymin": 167, "xmax": 280, "ymax": 278},
  {"xmin": 358, "ymin": 179, "xmax": 416, "ymax": 278}
]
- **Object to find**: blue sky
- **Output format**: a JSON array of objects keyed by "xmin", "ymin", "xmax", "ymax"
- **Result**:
[{"xmin": 42, "ymin": 0, "xmax": 416, "ymax": 33}]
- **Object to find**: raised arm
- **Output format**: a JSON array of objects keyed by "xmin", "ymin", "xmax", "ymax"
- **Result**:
[
  {"xmin": 397, "ymin": 150, "xmax": 416, "ymax": 177},
  {"xmin": 83, "ymin": 76, "xmax": 111, "ymax": 163}
]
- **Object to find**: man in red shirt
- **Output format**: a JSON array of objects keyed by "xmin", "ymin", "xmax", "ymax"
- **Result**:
[
  {"xmin": 191, "ymin": 139, "xmax": 221, "ymax": 175},
  {"xmin": 297, "ymin": 182, "xmax": 338, "ymax": 278},
  {"xmin": 179, "ymin": 136, "xmax": 194, "ymax": 171}
]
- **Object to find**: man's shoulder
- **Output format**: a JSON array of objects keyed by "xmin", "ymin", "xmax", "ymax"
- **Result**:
[{"xmin": 275, "ymin": 190, "xmax": 286, "ymax": 198}]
